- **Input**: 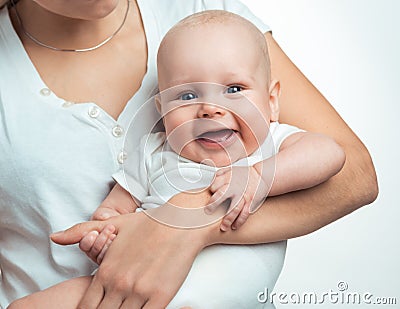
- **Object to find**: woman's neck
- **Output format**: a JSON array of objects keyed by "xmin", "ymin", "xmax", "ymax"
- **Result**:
[{"xmin": 11, "ymin": 0, "xmax": 130, "ymax": 51}]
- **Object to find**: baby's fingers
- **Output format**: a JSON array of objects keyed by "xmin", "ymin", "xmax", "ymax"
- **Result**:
[
  {"xmin": 88, "ymin": 224, "xmax": 116, "ymax": 264},
  {"xmin": 232, "ymin": 202, "xmax": 251, "ymax": 230},
  {"xmin": 220, "ymin": 199, "xmax": 244, "ymax": 231},
  {"xmin": 79, "ymin": 230, "xmax": 99, "ymax": 253},
  {"xmin": 91, "ymin": 206, "xmax": 121, "ymax": 221},
  {"xmin": 206, "ymin": 184, "xmax": 230, "ymax": 214},
  {"xmin": 209, "ymin": 169, "xmax": 231, "ymax": 193},
  {"xmin": 96, "ymin": 233, "xmax": 116, "ymax": 264}
]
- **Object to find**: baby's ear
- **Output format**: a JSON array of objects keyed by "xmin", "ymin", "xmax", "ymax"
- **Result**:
[{"xmin": 268, "ymin": 80, "xmax": 280, "ymax": 122}]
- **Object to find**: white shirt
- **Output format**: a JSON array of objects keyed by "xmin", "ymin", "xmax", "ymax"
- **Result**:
[{"xmin": 0, "ymin": 1, "xmax": 270, "ymax": 307}]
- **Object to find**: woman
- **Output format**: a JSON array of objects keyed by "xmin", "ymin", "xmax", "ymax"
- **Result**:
[{"xmin": 0, "ymin": 0, "xmax": 378, "ymax": 308}]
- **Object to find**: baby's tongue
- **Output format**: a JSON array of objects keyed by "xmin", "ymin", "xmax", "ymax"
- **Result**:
[{"xmin": 198, "ymin": 129, "xmax": 233, "ymax": 143}]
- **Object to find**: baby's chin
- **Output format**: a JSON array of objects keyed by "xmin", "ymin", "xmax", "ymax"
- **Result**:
[
  {"xmin": 179, "ymin": 145, "xmax": 257, "ymax": 168},
  {"xmin": 186, "ymin": 154, "xmax": 245, "ymax": 168}
]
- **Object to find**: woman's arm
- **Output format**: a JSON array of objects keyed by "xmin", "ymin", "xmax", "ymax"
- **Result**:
[{"xmin": 209, "ymin": 33, "xmax": 378, "ymax": 243}]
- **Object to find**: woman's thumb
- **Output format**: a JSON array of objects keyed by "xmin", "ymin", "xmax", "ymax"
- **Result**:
[{"xmin": 50, "ymin": 221, "xmax": 106, "ymax": 245}]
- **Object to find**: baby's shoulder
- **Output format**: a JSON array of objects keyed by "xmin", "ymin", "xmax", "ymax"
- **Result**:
[{"xmin": 139, "ymin": 132, "xmax": 167, "ymax": 154}]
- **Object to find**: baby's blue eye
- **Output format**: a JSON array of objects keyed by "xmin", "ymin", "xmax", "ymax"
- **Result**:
[
  {"xmin": 180, "ymin": 92, "xmax": 198, "ymax": 100},
  {"xmin": 226, "ymin": 86, "xmax": 242, "ymax": 94}
]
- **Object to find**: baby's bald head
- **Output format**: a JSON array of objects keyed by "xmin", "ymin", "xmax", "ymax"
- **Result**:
[{"xmin": 157, "ymin": 10, "xmax": 270, "ymax": 89}]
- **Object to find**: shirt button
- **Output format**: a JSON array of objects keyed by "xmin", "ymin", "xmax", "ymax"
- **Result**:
[
  {"xmin": 88, "ymin": 106, "xmax": 100, "ymax": 118},
  {"xmin": 117, "ymin": 151, "xmax": 127, "ymax": 164},
  {"xmin": 40, "ymin": 88, "xmax": 51, "ymax": 96},
  {"xmin": 112, "ymin": 125, "xmax": 124, "ymax": 138},
  {"xmin": 62, "ymin": 101, "xmax": 74, "ymax": 108}
]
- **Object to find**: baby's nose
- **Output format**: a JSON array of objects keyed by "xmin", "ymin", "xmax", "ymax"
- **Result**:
[{"xmin": 197, "ymin": 103, "xmax": 226, "ymax": 118}]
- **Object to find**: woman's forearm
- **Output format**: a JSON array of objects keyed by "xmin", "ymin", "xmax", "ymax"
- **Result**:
[
  {"xmin": 207, "ymin": 143, "xmax": 377, "ymax": 245},
  {"xmin": 169, "ymin": 136, "xmax": 376, "ymax": 246}
]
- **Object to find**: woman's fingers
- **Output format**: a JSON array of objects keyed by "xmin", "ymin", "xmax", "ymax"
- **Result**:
[
  {"xmin": 97, "ymin": 294, "xmax": 126, "ymax": 309},
  {"xmin": 77, "ymin": 276, "xmax": 105, "ymax": 309},
  {"xmin": 120, "ymin": 295, "xmax": 147, "ymax": 309},
  {"xmin": 78, "ymin": 212, "xmax": 205, "ymax": 309},
  {"xmin": 142, "ymin": 296, "xmax": 171, "ymax": 309}
]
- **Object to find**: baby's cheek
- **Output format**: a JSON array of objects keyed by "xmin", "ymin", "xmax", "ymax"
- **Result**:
[{"xmin": 239, "ymin": 122, "xmax": 266, "ymax": 154}]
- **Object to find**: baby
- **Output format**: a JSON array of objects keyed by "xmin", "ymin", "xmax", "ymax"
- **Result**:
[{"xmin": 9, "ymin": 10, "xmax": 345, "ymax": 309}]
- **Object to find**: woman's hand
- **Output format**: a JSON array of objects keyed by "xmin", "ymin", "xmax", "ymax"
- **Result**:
[{"xmin": 51, "ymin": 211, "xmax": 214, "ymax": 308}]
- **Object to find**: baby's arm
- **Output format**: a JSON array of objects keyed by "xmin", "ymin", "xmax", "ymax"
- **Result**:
[
  {"xmin": 208, "ymin": 131, "xmax": 345, "ymax": 231},
  {"xmin": 80, "ymin": 183, "xmax": 139, "ymax": 264},
  {"xmin": 255, "ymin": 131, "xmax": 346, "ymax": 196},
  {"xmin": 92, "ymin": 183, "xmax": 138, "ymax": 220}
]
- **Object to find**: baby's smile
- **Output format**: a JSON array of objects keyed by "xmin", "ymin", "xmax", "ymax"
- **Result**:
[{"xmin": 196, "ymin": 128, "xmax": 239, "ymax": 148}]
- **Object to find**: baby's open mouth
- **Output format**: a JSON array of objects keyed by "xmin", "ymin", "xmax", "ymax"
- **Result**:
[{"xmin": 196, "ymin": 129, "xmax": 238, "ymax": 143}]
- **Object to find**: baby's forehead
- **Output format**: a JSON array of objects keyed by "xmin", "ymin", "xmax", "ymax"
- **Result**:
[
  {"xmin": 160, "ymin": 11, "xmax": 268, "ymax": 61},
  {"xmin": 157, "ymin": 10, "xmax": 271, "ymax": 85}
]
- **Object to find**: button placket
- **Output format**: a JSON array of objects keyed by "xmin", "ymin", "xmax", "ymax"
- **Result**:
[
  {"xmin": 83, "ymin": 105, "xmax": 127, "ymax": 165},
  {"xmin": 109, "ymin": 124, "xmax": 126, "ymax": 164}
]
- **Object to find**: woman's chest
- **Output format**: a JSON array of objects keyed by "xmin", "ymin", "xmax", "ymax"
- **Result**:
[{"xmin": 25, "ymin": 38, "xmax": 148, "ymax": 120}]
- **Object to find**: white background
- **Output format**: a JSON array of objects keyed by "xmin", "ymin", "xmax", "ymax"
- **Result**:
[{"xmin": 241, "ymin": 1, "xmax": 399, "ymax": 308}]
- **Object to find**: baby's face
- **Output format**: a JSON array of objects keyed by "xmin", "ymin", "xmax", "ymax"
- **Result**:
[{"xmin": 157, "ymin": 22, "xmax": 278, "ymax": 167}]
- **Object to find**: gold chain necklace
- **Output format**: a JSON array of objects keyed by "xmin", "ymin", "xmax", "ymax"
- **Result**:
[{"xmin": 11, "ymin": 0, "xmax": 130, "ymax": 52}]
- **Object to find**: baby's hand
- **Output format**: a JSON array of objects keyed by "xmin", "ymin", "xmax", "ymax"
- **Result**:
[
  {"xmin": 79, "ymin": 224, "xmax": 117, "ymax": 264},
  {"xmin": 80, "ymin": 183, "xmax": 137, "ymax": 263},
  {"xmin": 206, "ymin": 166, "xmax": 269, "ymax": 231},
  {"xmin": 91, "ymin": 204, "xmax": 123, "ymax": 221}
]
